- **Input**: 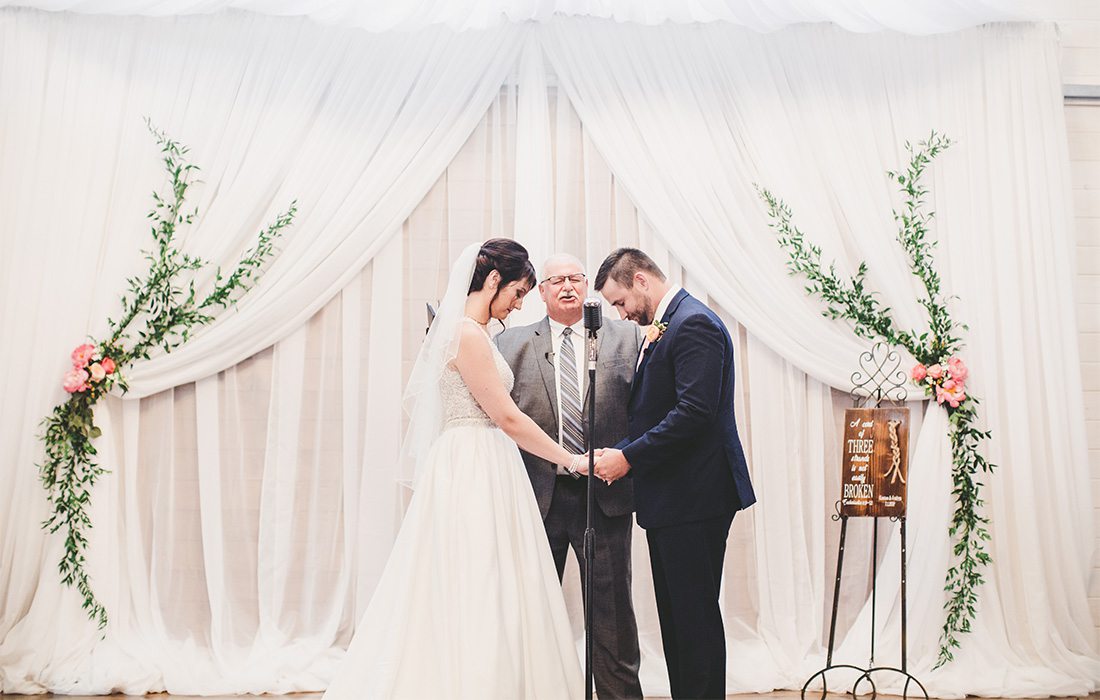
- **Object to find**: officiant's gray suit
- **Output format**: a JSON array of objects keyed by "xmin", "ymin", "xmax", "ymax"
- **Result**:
[{"xmin": 496, "ymin": 314, "xmax": 643, "ymax": 700}]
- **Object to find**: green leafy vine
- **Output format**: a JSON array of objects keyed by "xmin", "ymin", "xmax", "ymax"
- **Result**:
[
  {"xmin": 757, "ymin": 132, "xmax": 995, "ymax": 667},
  {"xmin": 38, "ymin": 120, "xmax": 296, "ymax": 628}
]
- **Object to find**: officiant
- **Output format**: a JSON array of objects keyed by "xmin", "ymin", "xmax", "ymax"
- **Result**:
[{"xmin": 496, "ymin": 253, "xmax": 644, "ymax": 700}]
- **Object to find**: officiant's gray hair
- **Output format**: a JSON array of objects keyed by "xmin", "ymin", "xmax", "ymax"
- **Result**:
[
  {"xmin": 541, "ymin": 253, "xmax": 585, "ymax": 279},
  {"xmin": 594, "ymin": 248, "xmax": 667, "ymax": 291}
]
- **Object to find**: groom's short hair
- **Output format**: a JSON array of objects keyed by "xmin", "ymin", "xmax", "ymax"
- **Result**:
[{"xmin": 594, "ymin": 248, "xmax": 667, "ymax": 291}]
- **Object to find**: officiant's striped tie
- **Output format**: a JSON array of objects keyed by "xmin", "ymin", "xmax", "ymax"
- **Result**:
[{"xmin": 560, "ymin": 328, "xmax": 586, "ymax": 461}]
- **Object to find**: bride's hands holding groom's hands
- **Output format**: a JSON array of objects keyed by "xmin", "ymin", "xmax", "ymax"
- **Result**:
[
  {"xmin": 594, "ymin": 448, "xmax": 631, "ymax": 484},
  {"xmin": 565, "ymin": 448, "xmax": 630, "ymax": 484}
]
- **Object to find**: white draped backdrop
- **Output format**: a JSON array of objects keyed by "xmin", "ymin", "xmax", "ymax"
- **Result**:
[{"xmin": 0, "ymin": 4, "xmax": 1097, "ymax": 697}]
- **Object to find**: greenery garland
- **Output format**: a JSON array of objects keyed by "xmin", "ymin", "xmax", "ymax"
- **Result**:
[
  {"xmin": 38, "ymin": 120, "xmax": 296, "ymax": 628},
  {"xmin": 756, "ymin": 132, "xmax": 995, "ymax": 667}
]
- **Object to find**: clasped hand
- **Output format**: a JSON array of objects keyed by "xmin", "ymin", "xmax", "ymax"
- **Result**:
[
  {"xmin": 568, "ymin": 448, "xmax": 631, "ymax": 484},
  {"xmin": 593, "ymin": 447, "xmax": 631, "ymax": 484}
]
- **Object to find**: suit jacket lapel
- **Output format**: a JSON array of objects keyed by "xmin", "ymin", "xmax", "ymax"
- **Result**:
[
  {"xmin": 631, "ymin": 344, "xmax": 653, "ymax": 401},
  {"xmin": 533, "ymin": 317, "xmax": 559, "ymax": 421},
  {"xmin": 629, "ymin": 289, "xmax": 690, "ymax": 401}
]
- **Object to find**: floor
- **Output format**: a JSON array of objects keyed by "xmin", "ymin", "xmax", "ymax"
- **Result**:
[{"xmin": 15, "ymin": 693, "xmax": 1100, "ymax": 699}]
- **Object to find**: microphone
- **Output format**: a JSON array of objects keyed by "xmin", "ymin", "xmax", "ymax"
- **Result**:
[
  {"xmin": 583, "ymin": 299, "xmax": 602, "ymax": 370},
  {"xmin": 583, "ymin": 299, "xmax": 602, "ymax": 333}
]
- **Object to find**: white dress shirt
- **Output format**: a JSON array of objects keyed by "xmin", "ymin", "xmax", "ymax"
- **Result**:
[{"xmin": 548, "ymin": 316, "xmax": 586, "ymax": 474}]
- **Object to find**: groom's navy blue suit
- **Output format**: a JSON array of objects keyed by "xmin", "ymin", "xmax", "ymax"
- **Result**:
[{"xmin": 620, "ymin": 288, "xmax": 755, "ymax": 700}]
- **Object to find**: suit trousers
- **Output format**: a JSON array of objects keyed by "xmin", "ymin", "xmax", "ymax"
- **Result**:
[
  {"xmin": 544, "ymin": 475, "xmax": 643, "ymax": 700},
  {"xmin": 646, "ymin": 514, "xmax": 734, "ymax": 700}
]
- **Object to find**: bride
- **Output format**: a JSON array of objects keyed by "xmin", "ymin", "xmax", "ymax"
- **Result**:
[{"xmin": 324, "ymin": 239, "xmax": 586, "ymax": 699}]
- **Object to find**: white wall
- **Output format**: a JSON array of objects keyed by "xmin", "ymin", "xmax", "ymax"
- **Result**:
[
  {"xmin": 1038, "ymin": 0, "xmax": 1100, "ymax": 645},
  {"xmin": 1069, "ymin": 99, "xmax": 1100, "ymax": 643}
]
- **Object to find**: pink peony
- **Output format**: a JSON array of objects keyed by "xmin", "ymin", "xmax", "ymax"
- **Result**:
[
  {"xmin": 941, "ymin": 378, "xmax": 956, "ymax": 391},
  {"xmin": 88, "ymin": 363, "xmax": 106, "ymax": 382},
  {"xmin": 926, "ymin": 363, "xmax": 944, "ymax": 381},
  {"xmin": 947, "ymin": 356, "xmax": 969, "ymax": 383},
  {"xmin": 936, "ymin": 384, "xmax": 967, "ymax": 408},
  {"xmin": 71, "ymin": 343, "xmax": 96, "ymax": 368},
  {"xmin": 101, "ymin": 357, "xmax": 116, "ymax": 375},
  {"xmin": 63, "ymin": 368, "xmax": 90, "ymax": 393},
  {"xmin": 911, "ymin": 363, "xmax": 927, "ymax": 382}
]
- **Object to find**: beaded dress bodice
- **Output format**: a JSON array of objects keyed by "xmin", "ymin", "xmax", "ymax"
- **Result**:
[{"xmin": 440, "ymin": 319, "xmax": 514, "ymax": 429}]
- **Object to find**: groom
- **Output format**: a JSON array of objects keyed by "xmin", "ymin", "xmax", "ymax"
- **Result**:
[{"xmin": 594, "ymin": 248, "xmax": 756, "ymax": 700}]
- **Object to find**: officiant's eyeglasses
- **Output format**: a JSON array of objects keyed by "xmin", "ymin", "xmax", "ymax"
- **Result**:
[{"xmin": 541, "ymin": 273, "xmax": 587, "ymax": 287}]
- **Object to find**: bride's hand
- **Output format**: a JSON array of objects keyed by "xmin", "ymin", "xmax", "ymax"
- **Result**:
[{"xmin": 569, "ymin": 454, "xmax": 590, "ymax": 476}]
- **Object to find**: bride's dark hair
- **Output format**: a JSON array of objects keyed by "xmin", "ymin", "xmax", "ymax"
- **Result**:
[{"xmin": 468, "ymin": 238, "xmax": 537, "ymax": 299}]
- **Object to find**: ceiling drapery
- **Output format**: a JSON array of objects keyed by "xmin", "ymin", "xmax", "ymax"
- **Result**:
[{"xmin": 0, "ymin": 0, "xmax": 1031, "ymax": 33}]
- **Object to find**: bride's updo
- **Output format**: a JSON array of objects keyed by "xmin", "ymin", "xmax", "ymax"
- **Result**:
[{"xmin": 468, "ymin": 238, "xmax": 537, "ymax": 296}]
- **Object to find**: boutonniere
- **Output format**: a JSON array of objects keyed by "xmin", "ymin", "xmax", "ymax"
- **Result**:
[{"xmin": 644, "ymin": 321, "xmax": 667, "ymax": 346}]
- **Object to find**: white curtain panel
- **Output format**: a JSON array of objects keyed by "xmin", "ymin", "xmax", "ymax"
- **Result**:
[
  {"xmin": 0, "ymin": 9, "xmax": 524, "ymax": 693},
  {"xmin": 0, "ymin": 0, "xmax": 1034, "ymax": 32},
  {"xmin": 542, "ymin": 18, "xmax": 1097, "ymax": 696}
]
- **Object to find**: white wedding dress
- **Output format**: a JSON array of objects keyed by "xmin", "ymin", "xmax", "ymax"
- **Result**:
[{"xmin": 324, "ymin": 320, "xmax": 583, "ymax": 700}]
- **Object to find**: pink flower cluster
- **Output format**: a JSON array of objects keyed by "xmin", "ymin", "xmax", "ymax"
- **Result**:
[
  {"xmin": 63, "ymin": 343, "xmax": 117, "ymax": 394},
  {"xmin": 911, "ymin": 356, "xmax": 969, "ymax": 408}
]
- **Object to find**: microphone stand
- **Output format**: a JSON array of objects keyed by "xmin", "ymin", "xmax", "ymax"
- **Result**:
[{"xmin": 582, "ymin": 299, "xmax": 602, "ymax": 700}]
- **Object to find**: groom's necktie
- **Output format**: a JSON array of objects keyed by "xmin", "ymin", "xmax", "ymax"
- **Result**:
[{"xmin": 559, "ymin": 328, "xmax": 586, "ymax": 470}]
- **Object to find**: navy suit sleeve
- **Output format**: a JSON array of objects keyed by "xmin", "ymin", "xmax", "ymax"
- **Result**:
[{"xmin": 621, "ymin": 312, "xmax": 726, "ymax": 472}]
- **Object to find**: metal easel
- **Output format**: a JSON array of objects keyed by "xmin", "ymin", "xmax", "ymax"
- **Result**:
[{"xmin": 801, "ymin": 343, "xmax": 928, "ymax": 700}]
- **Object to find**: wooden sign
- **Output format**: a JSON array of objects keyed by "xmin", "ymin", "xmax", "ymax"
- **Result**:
[{"xmin": 840, "ymin": 407, "xmax": 910, "ymax": 518}]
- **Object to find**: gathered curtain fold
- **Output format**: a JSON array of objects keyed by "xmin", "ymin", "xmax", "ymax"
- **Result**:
[{"xmin": 116, "ymin": 21, "xmax": 524, "ymax": 397}]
